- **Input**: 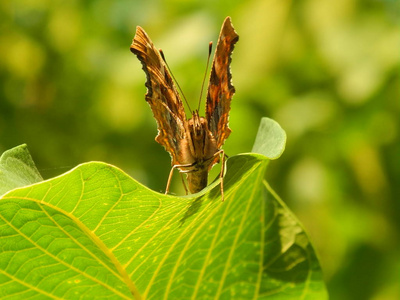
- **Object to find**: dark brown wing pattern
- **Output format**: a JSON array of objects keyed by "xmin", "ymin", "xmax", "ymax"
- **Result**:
[
  {"xmin": 130, "ymin": 26, "xmax": 187, "ymax": 166},
  {"xmin": 206, "ymin": 17, "xmax": 239, "ymax": 149}
]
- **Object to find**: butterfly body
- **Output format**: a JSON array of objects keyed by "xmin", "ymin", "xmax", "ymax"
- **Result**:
[
  {"xmin": 179, "ymin": 111, "xmax": 220, "ymax": 193},
  {"xmin": 131, "ymin": 17, "xmax": 238, "ymax": 196}
]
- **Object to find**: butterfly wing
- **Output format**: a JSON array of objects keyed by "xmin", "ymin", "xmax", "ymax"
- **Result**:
[
  {"xmin": 130, "ymin": 26, "xmax": 187, "ymax": 166},
  {"xmin": 206, "ymin": 17, "xmax": 239, "ymax": 149}
]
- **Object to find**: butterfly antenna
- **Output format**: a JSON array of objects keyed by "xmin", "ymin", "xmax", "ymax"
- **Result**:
[
  {"xmin": 197, "ymin": 42, "xmax": 213, "ymax": 112},
  {"xmin": 159, "ymin": 49, "xmax": 192, "ymax": 111}
]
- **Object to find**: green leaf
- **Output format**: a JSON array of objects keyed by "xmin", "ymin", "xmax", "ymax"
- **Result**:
[
  {"xmin": 252, "ymin": 117, "xmax": 287, "ymax": 159},
  {"xmin": 0, "ymin": 152, "xmax": 327, "ymax": 299},
  {"xmin": 0, "ymin": 144, "xmax": 43, "ymax": 196}
]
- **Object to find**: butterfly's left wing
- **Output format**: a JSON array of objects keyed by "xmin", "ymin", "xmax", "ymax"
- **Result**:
[
  {"xmin": 130, "ymin": 26, "xmax": 187, "ymax": 166},
  {"xmin": 206, "ymin": 17, "xmax": 239, "ymax": 149}
]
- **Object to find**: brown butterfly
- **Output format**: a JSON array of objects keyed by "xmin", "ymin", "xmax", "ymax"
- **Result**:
[{"xmin": 130, "ymin": 17, "xmax": 239, "ymax": 200}]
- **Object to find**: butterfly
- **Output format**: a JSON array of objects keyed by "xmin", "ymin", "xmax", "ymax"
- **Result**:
[{"xmin": 130, "ymin": 17, "xmax": 239, "ymax": 200}]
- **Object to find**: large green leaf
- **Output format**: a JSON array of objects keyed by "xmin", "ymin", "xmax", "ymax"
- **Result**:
[{"xmin": 0, "ymin": 120, "xmax": 327, "ymax": 299}]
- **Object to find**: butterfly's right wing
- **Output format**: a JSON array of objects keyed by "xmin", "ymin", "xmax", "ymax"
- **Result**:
[
  {"xmin": 130, "ymin": 26, "xmax": 187, "ymax": 166},
  {"xmin": 206, "ymin": 17, "xmax": 239, "ymax": 149}
]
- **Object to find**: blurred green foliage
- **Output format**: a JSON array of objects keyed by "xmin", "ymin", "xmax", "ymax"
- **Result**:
[{"xmin": 0, "ymin": 0, "xmax": 399, "ymax": 299}]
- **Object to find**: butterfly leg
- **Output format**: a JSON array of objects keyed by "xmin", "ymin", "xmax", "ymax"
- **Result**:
[
  {"xmin": 205, "ymin": 149, "xmax": 226, "ymax": 201},
  {"xmin": 220, "ymin": 150, "xmax": 226, "ymax": 201},
  {"xmin": 180, "ymin": 172, "xmax": 189, "ymax": 195},
  {"xmin": 165, "ymin": 165, "xmax": 178, "ymax": 195},
  {"xmin": 214, "ymin": 149, "xmax": 226, "ymax": 202}
]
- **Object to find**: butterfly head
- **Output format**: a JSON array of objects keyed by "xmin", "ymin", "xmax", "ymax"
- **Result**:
[{"xmin": 186, "ymin": 110, "xmax": 218, "ymax": 165}]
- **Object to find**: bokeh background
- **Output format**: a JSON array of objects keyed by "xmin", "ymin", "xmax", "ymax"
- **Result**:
[{"xmin": 1, "ymin": 0, "xmax": 399, "ymax": 298}]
